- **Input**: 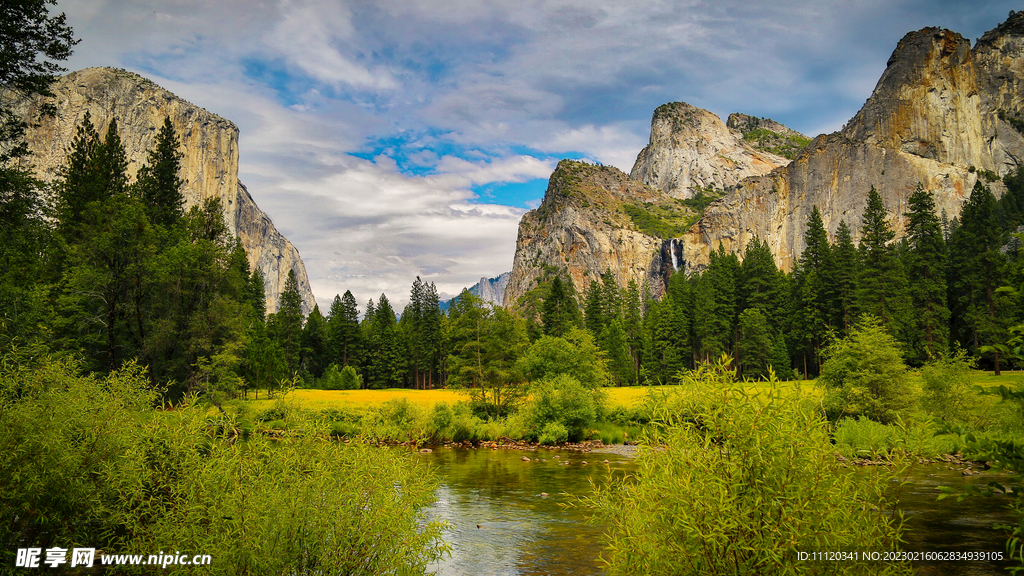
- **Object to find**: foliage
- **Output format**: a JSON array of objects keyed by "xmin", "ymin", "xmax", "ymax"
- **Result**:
[
  {"xmin": 904, "ymin": 184, "xmax": 949, "ymax": 363},
  {"xmin": 0, "ymin": 350, "xmax": 448, "ymax": 574},
  {"xmin": 540, "ymin": 275, "xmax": 581, "ymax": 338},
  {"xmin": 582, "ymin": 359, "xmax": 910, "ymax": 576},
  {"xmin": 858, "ymin": 186, "xmax": 911, "ymax": 343},
  {"xmin": 740, "ymin": 127, "xmax": 812, "ymax": 160},
  {"xmin": 819, "ymin": 316, "xmax": 912, "ymax": 423},
  {"xmin": 621, "ymin": 201, "xmax": 694, "ymax": 238},
  {"xmin": 447, "ymin": 293, "xmax": 529, "ymax": 418},
  {"xmin": 678, "ymin": 185, "xmax": 726, "ymax": 214},
  {"xmin": 518, "ymin": 327, "xmax": 610, "ymax": 387},
  {"xmin": 920, "ymin": 347, "xmax": 977, "ymax": 423},
  {"xmin": 522, "ymin": 374, "xmax": 604, "ymax": 442},
  {"xmin": 939, "ymin": 386, "xmax": 1024, "ymax": 574},
  {"xmin": 317, "ymin": 363, "xmax": 362, "ymax": 390}
]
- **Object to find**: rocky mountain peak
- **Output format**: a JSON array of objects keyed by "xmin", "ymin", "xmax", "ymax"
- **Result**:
[
  {"xmin": 629, "ymin": 101, "xmax": 792, "ymax": 199},
  {"xmin": 841, "ymin": 27, "xmax": 982, "ymax": 167},
  {"xmin": 503, "ymin": 160, "xmax": 684, "ymax": 305},
  {"xmin": 16, "ymin": 67, "xmax": 315, "ymax": 314}
]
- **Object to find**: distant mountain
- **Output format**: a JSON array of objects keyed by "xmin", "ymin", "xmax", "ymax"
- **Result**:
[
  {"xmin": 504, "ymin": 12, "xmax": 1024, "ymax": 305},
  {"xmin": 440, "ymin": 272, "xmax": 511, "ymax": 311}
]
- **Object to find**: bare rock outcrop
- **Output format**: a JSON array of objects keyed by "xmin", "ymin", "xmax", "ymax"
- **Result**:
[
  {"xmin": 629, "ymin": 102, "xmax": 793, "ymax": 199},
  {"xmin": 504, "ymin": 160, "xmax": 686, "ymax": 305},
  {"xmin": 507, "ymin": 12, "xmax": 1024, "ymax": 302},
  {"xmin": 677, "ymin": 16, "xmax": 1024, "ymax": 274},
  {"xmin": 15, "ymin": 67, "xmax": 314, "ymax": 313}
]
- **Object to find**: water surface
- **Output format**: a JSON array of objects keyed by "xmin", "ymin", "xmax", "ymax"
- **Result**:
[{"xmin": 416, "ymin": 447, "xmax": 1018, "ymax": 575}]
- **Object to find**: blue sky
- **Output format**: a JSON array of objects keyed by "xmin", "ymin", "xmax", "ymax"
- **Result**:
[{"xmin": 57, "ymin": 0, "xmax": 1022, "ymax": 309}]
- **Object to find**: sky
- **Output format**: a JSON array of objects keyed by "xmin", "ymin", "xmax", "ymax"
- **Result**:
[{"xmin": 55, "ymin": 0, "xmax": 1021, "ymax": 311}]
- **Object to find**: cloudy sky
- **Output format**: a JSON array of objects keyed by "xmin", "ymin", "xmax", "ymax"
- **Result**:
[{"xmin": 57, "ymin": 0, "xmax": 1019, "ymax": 310}]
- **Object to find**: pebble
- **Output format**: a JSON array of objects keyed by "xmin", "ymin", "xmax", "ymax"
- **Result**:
[
  {"xmin": 521, "ymin": 456, "xmax": 531, "ymax": 462},
  {"xmin": 419, "ymin": 448, "xmax": 432, "ymax": 453}
]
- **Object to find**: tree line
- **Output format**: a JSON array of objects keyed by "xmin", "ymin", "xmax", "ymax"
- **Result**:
[{"xmin": 5, "ymin": 5, "xmax": 1023, "ymax": 397}]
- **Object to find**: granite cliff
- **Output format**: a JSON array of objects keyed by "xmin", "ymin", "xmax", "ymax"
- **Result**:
[
  {"xmin": 15, "ymin": 67, "xmax": 314, "ymax": 313},
  {"xmin": 629, "ymin": 102, "xmax": 798, "ymax": 199},
  {"xmin": 505, "ymin": 12, "xmax": 1024, "ymax": 304},
  {"xmin": 470, "ymin": 272, "xmax": 512, "ymax": 307},
  {"xmin": 678, "ymin": 17, "xmax": 1024, "ymax": 273},
  {"xmin": 504, "ymin": 160, "xmax": 691, "ymax": 304}
]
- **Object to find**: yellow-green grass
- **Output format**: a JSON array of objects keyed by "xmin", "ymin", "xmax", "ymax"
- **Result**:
[
  {"xmin": 229, "ymin": 371, "xmax": 1021, "ymax": 416},
  {"xmin": 234, "ymin": 379, "xmax": 823, "ymax": 414}
]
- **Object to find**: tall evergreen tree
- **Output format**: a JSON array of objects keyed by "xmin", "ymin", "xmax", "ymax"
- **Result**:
[
  {"xmin": 831, "ymin": 220, "xmax": 859, "ymax": 335},
  {"xmin": 642, "ymin": 296, "xmax": 688, "ymax": 383},
  {"xmin": 541, "ymin": 275, "xmax": 581, "ymax": 337},
  {"xmin": 365, "ymin": 294, "xmax": 405, "ymax": 388},
  {"xmin": 270, "ymin": 269, "xmax": 304, "ymax": 374},
  {"xmin": 302, "ymin": 304, "xmax": 328, "ymax": 378},
  {"xmin": 949, "ymin": 181, "xmax": 1009, "ymax": 373},
  {"xmin": 857, "ymin": 186, "xmax": 911, "ymax": 341},
  {"xmin": 904, "ymin": 184, "xmax": 949, "ymax": 362},
  {"xmin": 791, "ymin": 206, "xmax": 834, "ymax": 377},
  {"xmin": 739, "ymin": 237, "xmax": 784, "ymax": 330},
  {"xmin": 622, "ymin": 279, "xmax": 644, "ymax": 382},
  {"xmin": 327, "ymin": 291, "xmax": 361, "ymax": 368},
  {"xmin": 134, "ymin": 116, "xmax": 185, "ymax": 231}
]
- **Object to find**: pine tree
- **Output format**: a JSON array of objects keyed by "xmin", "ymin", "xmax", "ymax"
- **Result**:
[
  {"xmin": 55, "ymin": 117, "xmax": 154, "ymax": 372},
  {"xmin": 739, "ymin": 237, "xmax": 784, "ymax": 330},
  {"xmin": 541, "ymin": 275, "xmax": 580, "ymax": 337},
  {"xmin": 583, "ymin": 278, "xmax": 605, "ymax": 335},
  {"xmin": 622, "ymin": 279, "xmax": 644, "ymax": 382},
  {"xmin": 831, "ymin": 221, "xmax": 859, "ymax": 335},
  {"xmin": 857, "ymin": 186, "xmax": 911, "ymax": 341},
  {"xmin": 904, "ymin": 184, "xmax": 949, "ymax": 362},
  {"xmin": 302, "ymin": 305, "xmax": 328, "ymax": 378},
  {"xmin": 737, "ymin": 308, "xmax": 774, "ymax": 380},
  {"xmin": 949, "ymin": 181, "xmax": 1009, "ymax": 373},
  {"xmin": 642, "ymin": 297, "xmax": 687, "ymax": 383},
  {"xmin": 366, "ymin": 294, "xmax": 406, "ymax": 388},
  {"xmin": 791, "ymin": 206, "xmax": 834, "ymax": 376},
  {"xmin": 271, "ymin": 269, "xmax": 304, "ymax": 374},
  {"xmin": 134, "ymin": 116, "xmax": 185, "ymax": 232},
  {"xmin": 247, "ymin": 267, "xmax": 267, "ymax": 322}
]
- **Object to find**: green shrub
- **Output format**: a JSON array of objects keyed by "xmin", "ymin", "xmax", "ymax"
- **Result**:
[
  {"xmin": 523, "ymin": 374, "xmax": 604, "ymax": 441},
  {"xmin": 583, "ymin": 371, "xmax": 911, "ymax": 575},
  {"xmin": 833, "ymin": 416, "xmax": 900, "ymax": 456},
  {"xmin": 0, "ymin": 351, "xmax": 448, "ymax": 573},
  {"xmin": 820, "ymin": 316, "xmax": 913, "ymax": 423},
  {"xmin": 920, "ymin": 347, "xmax": 977, "ymax": 423},
  {"xmin": 538, "ymin": 422, "xmax": 568, "ymax": 445},
  {"xmin": 316, "ymin": 363, "xmax": 362, "ymax": 390}
]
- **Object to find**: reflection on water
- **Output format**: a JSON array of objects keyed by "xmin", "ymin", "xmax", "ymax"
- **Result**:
[
  {"xmin": 418, "ymin": 447, "xmax": 633, "ymax": 576},
  {"xmin": 894, "ymin": 463, "xmax": 1016, "ymax": 575},
  {"xmin": 416, "ymin": 447, "xmax": 1018, "ymax": 576}
]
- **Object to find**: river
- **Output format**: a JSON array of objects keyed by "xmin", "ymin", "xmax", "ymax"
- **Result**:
[{"xmin": 414, "ymin": 446, "xmax": 1018, "ymax": 575}]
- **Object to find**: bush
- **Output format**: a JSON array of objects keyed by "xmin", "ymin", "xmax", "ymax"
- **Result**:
[
  {"xmin": 538, "ymin": 422, "xmax": 568, "ymax": 445},
  {"xmin": 921, "ymin": 347, "xmax": 977, "ymax": 423},
  {"xmin": 820, "ymin": 316, "xmax": 912, "ymax": 423},
  {"xmin": 0, "ymin": 351, "xmax": 448, "ymax": 573},
  {"xmin": 583, "ymin": 372, "xmax": 911, "ymax": 575},
  {"xmin": 318, "ymin": 363, "xmax": 362, "ymax": 390},
  {"xmin": 522, "ymin": 374, "xmax": 604, "ymax": 442}
]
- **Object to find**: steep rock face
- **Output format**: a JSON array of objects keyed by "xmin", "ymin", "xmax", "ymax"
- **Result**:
[
  {"xmin": 677, "ymin": 16, "xmax": 1024, "ymax": 274},
  {"xmin": 469, "ymin": 272, "xmax": 511, "ymax": 307},
  {"xmin": 16, "ymin": 67, "xmax": 314, "ymax": 313},
  {"xmin": 504, "ymin": 160, "xmax": 682, "ymax": 305},
  {"xmin": 841, "ymin": 28, "xmax": 985, "ymax": 168},
  {"xmin": 629, "ymin": 102, "xmax": 792, "ymax": 199},
  {"xmin": 679, "ymin": 134, "xmax": 976, "ymax": 272}
]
